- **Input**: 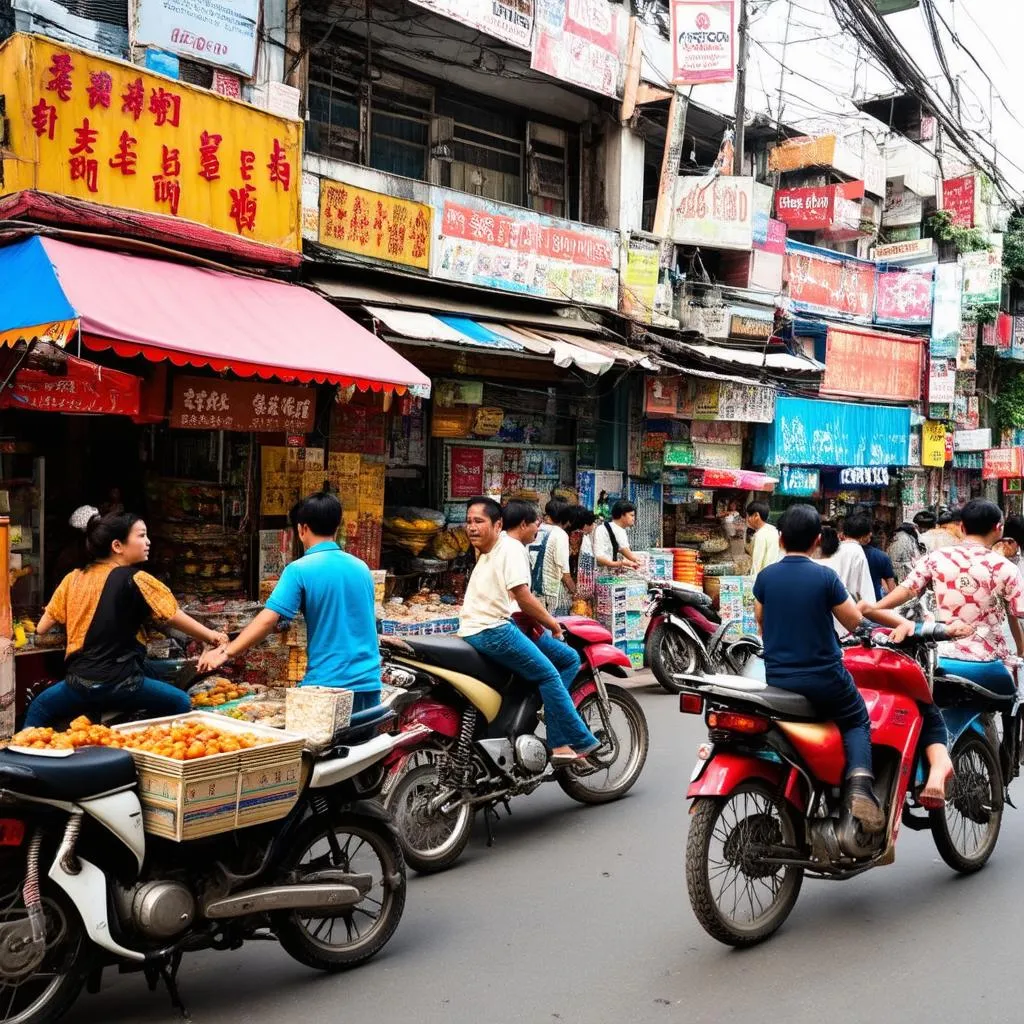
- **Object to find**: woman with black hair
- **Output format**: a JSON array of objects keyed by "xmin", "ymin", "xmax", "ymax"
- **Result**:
[{"xmin": 25, "ymin": 509, "xmax": 228, "ymax": 727}]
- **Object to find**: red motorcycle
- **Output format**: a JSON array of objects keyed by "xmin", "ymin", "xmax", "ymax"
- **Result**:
[
  {"xmin": 679, "ymin": 625, "xmax": 1007, "ymax": 946},
  {"xmin": 378, "ymin": 615, "xmax": 649, "ymax": 873}
]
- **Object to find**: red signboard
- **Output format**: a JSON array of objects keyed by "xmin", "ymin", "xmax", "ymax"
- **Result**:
[
  {"xmin": 775, "ymin": 182, "xmax": 864, "ymax": 231},
  {"xmin": 701, "ymin": 468, "xmax": 777, "ymax": 491},
  {"xmin": 821, "ymin": 327, "xmax": 923, "ymax": 402},
  {"xmin": 169, "ymin": 375, "xmax": 316, "ymax": 433},
  {"xmin": 942, "ymin": 175, "xmax": 976, "ymax": 228},
  {"xmin": 983, "ymin": 448, "xmax": 1023, "ymax": 480},
  {"xmin": 753, "ymin": 217, "xmax": 787, "ymax": 255},
  {"xmin": 645, "ymin": 377, "xmax": 680, "ymax": 416},
  {"xmin": 0, "ymin": 355, "xmax": 140, "ymax": 415},
  {"xmin": 786, "ymin": 248, "xmax": 876, "ymax": 321},
  {"xmin": 449, "ymin": 446, "xmax": 485, "ymax": 498},
  {"xmin": 874, "ymin": 266, "xmax": 934, "ymax": 325}
]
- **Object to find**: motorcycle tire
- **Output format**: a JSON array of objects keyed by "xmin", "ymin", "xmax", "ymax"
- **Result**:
[
  {"xmin": 558, "ymin": 684, "xmax": 649, "ymax": 805},
  {"xmin": 930, "ymin": 732, "xmax": 1003, "ymax": 874},
  {"xmin": 686, "ymin": 781, "xmax": 803, "ymax": 947},
  {"xmin": 384, "ymin": 758, "xmax": 474, "ymax": 875},
  {"xmin": 275, "ymin": 812, "xmax": 406, "ymax": 971},
  {"xmin": 646, "ymin": 621, "xmax": 702, "ymax": 694}
]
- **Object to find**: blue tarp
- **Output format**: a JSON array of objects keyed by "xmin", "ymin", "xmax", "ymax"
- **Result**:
[
  {"xmin": 436, "ymin": 316, "xmax": 523, "ymax": 351},
  {"xmin": 0, "ymin": 237, "xmax": 79, "ymax": 346},
  {"xmin": 754, "ymin": 396, "xmax": 911, "ymax": 468}
]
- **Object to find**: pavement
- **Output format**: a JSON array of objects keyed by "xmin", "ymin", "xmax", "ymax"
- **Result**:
[{"xmin": 66, "ymin": 682, "xmax": 1024, "ymax": 1024}]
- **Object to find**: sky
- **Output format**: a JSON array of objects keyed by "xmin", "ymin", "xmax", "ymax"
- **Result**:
[{"xmin": 645, "ymin": 0, "xmax": 1024, "ymax": 203}]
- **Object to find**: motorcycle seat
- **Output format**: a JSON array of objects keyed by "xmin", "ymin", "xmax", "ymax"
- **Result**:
[
  {"xmin": 399, "ymin": 637, "xmax": 515, "ymax": 690},
  {"xmin": 0, "ymin": 747, "xmax": 137, "ymax": 802},
  {"xmin": 702, "ymin": 678, "xmax": 818, "ymax": 720}
]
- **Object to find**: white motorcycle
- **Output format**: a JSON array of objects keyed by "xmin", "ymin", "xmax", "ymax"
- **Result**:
[{"xmin": 0, "ymin": 703, "xmax": 427, "ymax": 1024}]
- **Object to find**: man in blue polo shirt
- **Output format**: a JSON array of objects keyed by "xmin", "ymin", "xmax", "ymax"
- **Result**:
[{"xmin": 197, "ymin": 488, "xmax": 381, "ymax": 710}]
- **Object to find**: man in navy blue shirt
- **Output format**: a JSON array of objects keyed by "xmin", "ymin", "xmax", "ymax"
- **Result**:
[
  {"xmin": 198, "ymin": 488, "xmax": 381, "ymax": 711},
  {"xmin": 844, "ymin": 511, "xmax": 895, "ymax": 600},
  {"xmin": 753, "ymin": 504, "xmax": 887, "ymax": 831}
]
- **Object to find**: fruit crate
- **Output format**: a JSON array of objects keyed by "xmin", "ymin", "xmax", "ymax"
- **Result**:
[{"xmin": 113, "ymin": 712, "xmax": 305, "ymax": 842}]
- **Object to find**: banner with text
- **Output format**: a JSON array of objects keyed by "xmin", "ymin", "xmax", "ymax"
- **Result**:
[
  {"xmin": 531, "ymin": 0, "xmax": 624, "ymax": 98},
  {"xmin": 670, "ymin": 1, "xmax": 735, "ymax": 85},
  {"xmin": 409, "ymin": 0, "xmax": 534, "ymax": 50}
]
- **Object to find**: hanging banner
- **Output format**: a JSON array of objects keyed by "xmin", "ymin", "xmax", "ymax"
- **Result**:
[
  {"xmin": 0, "ymin": 34, "xmax": 301, "ymax": 250},
  {"xmin": 170, "ymin": 376, "xmax": 316, "ymax": 432},
  {"xmin": 873, "ymin": 265, "xmax": 934, "ymax": 326},
  {"xmin": 839, "ymin": 467, "xmax": 890, "ymax": 487},
  {"xmin": 930, "ymin": 262, "xmax": 962, "ymax": 358},
  {"xmin": 983, "ymin": 448, "xmax": 1024, "ymax": 480},
  {"xmin": 672, "ymin": 175, "xmax": 754, "ymax": 250},
  {"xmin": 942, "ymin": 175, "xmax": 976, "ymax": 228},
  {"xmin": 821, "ymin": 327, "xmax": 923, "ymax": 402},
  {"xmin": 622, "ymin": 237, "xmax": 660, "ymax": 322},
  {"xmin": 670, "ymin": 1, "xmax": 736, "ymax": 85},
  {"xmin": 954, "ymin": 428, "xmax": 992, "ymax": 452},
  {"xmin": 531, "ymin": 0, "xmax": 624, "ymax": 99},
  {"xmin": 921, "ymin": 420, "xmax": 948, "ymax": 468},
  {"xmin": 0, "ymin": 355, "xmax": 140, "ymax": 415},
  {"xmin": 449, "ymin": 446, "xmax": 486, "ymax": 498},
  {"xmin": 408, "ymin": 0, "xmax": 534, "ymax": 50},
  {"xmin": 779, "ymin": 467, "xmax": 820, "ymax": 497},
  {"xmin": 785, "ymin": 242, "xmax": 875, "ymax": 321},
  {"xmin": 871, "ymin": 238, "xmax": 935, "ymax": 263},
  {"xmin": 961, "ymin": 250, "xmax": 1002, "ymax": 306},
  {"xmin": 927, "ymin": 357, "xmax": 956, "ymax": 406},
  {"xmin": 645, "ymin": 377, "xmax": 680, "ymax": 416},
  {"xmin": 981, "ymin": 321, "xmax": 998, "ymax": 348}
]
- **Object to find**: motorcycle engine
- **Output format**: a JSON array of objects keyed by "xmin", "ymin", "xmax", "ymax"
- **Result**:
[
  {"xmin": 809, "ymin": 810, "xmax": 882, "ymax": 862},
  {"xmin": 117, "ymin": 881, "xmax": 196, "ymax": 939},
  {"xmin": 514, "ymin": 735, "xmax": 549, "ymax": 775}
]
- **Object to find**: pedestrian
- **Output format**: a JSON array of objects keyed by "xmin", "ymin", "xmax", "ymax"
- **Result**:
[
  {"xmin": 593, "ymin": 499, "xmax": 642, "ymax": 573},
  {"xmin": 920, "ymin": 508, "xmax": 961, "ymax": 553},
  {"xmin": 458, "ymin": 497, "xmax": 599, "ymax": 766},
  {"xmin": 844, "ymin": 511, "xmax": 896, "ymax": 599},
  {"xmin": 537, "ymin": 496, "xmax": 569, "ymax": 540},
  {"xmin": 888, "ymin": 522, "xmax": 926, "ymax": 584},
  {"xmin": 746, "ymin": 500, "xmax": 781, "ymax": 577},
  {"xmin": 528, "ymin": 501, "xmax": 577, "ymax": 614}
]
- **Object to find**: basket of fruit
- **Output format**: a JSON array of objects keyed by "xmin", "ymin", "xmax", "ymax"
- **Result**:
[{"xmin": 189, "ymin": 677, "xmax": 253, "ymax": 709}]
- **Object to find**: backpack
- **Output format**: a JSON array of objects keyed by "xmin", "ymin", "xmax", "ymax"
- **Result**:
[{"xmin": 529, "ymin": 530, "xmax": 551, "ymax": 594}]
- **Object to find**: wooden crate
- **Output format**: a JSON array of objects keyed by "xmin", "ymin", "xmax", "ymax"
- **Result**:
[{"xmin": 113, "ymin": 713, "xmax": 305, "ymax": 841}]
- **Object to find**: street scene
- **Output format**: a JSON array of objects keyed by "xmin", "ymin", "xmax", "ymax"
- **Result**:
[{"xmin": 0, "ymin": 0, "xmax": 1022, "ymax": 1020}]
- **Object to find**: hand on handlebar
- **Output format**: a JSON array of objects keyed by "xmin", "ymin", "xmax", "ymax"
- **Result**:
[{"xmin": 886, "ymin": 619, "xmax": 917, "ymax": 645}]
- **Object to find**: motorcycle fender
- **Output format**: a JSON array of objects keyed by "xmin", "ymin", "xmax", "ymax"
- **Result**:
[
  {"xmin": 663, "ymin": 615, "xmax": 714, "ymax": 669},
  {"xmin": 311, "ymin": 726, "xmax": 431, "ymax": 790},
  {"xmin": 400, "ymin": 700, "xmax": 461, "ymax": 740},
  {"xmin": 48, "ymin": 855, "xmax": 145, "ymax": 962},
  {"xmin": 571, "ymin": 680, "xmax": 598, "ymax": 708},
  {"xmin": 687, "ymin": 753, "xmax": 806, "ymax": 813},
  {"xmin": 645, "ymin": 612, "xmax": 667, "ymax": 642},
  {"xmin": 585, "ymin": 643, "xmax": 632, "ymax": 675}
]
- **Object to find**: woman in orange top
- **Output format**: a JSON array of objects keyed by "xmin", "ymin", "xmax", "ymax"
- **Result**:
[{"xmin": 25, "ymin": 510, "xmax": 227, "ymax": 727}]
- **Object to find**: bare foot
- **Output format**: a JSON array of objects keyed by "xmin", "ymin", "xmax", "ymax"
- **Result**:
[{"xmin": 920, "ymin": 762, "xmax": 954, "ymax": 810}]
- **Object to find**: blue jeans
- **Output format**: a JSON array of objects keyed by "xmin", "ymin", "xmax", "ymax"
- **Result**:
[
  {"xmin": 464, "ymin": 622, "xmax": 598, "ymax": 751},
  {"xmin": 534, "ymin": 629, "xmax": 581, "ymax": 689},
  {"xmin": 24, "ymin": 677, "xmax": 192, "ymax": 728}
]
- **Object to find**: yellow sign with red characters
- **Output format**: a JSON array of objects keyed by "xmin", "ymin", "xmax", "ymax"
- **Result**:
[
  {"xmin": 319, "ymin": 181, "xmax": 432, "ymax": 270},
  {"xmin": 0, "ymin": 34, "xmax": 302, "ymax": 251}
]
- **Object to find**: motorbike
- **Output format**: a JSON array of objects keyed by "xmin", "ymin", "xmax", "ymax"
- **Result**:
[
  {"xmin": 644, "ymin": 580, "xmax": 762, "ymax": 694},
  {"xmin": 378, "ymin": 614, "xmax": 650, "ymax": 874},
  {"xmin": 0, "ymin": 703, "xmax": 429, "ymax": 1023},
  {"xmin": 677, "ymin": 623, "xmax": 1012, "ymax": 947}
]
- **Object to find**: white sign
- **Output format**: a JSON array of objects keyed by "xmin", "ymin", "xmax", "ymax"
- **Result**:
[
  {"xmin": 882, "ymin": 183, "xmax": 924, "ymax": 227},
  {"xmin": 928, "ymin": 358, "xmax": 956, "ymax": 406},
  {"xmin": 670, "ymin": 1, "xmax": 735, "ymax": 85},
  {"xmin": 132, "ymin": 0, "xmax": 261, "ymax": 77},
  {"xmin": 840, "ymin": 467, "xmax": 890, "ymax": 487},
  {"xmin": 672, "ymin": 175, "xmax": 754, "ymax": 250},
  {"xmin": 871, "ymin": 238, "xmax": 935, "ymax": 263},
  {"xmin": 954, "ymin": 428, "xmax": 992, "ymax": 452},
  {"xmin": 409, "ymin": 0, "xmax": 534, "ymax": 51}
]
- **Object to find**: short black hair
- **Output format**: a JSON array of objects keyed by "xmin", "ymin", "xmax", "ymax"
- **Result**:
[
  {"xmin": 819, "ymin": 525, "xmax": 841, "ymax": 558},
  {"xmin": 559, "ymin": 505, "xmax": 596, "ymax": 531},
  {"xmin": 961, "ymin": 499, "xmax": 1002, "ymax": 537},
  {"xmin": 291, "ymin": 489, "xmax": 342, "ymax": 536},
  {"xmin": 84, "ymin": 511, "xmax": 142, "ymax": 561},
  {"xmin": 746, "ymin": 500, "xmax": 770, "ymax": 521},
  {"xmin": 501, "ymin": 499, "xmax": 540, "ymax": 531},
  {"xmin": 1003, "ymin": 515, "xmax": 1024, "ymax": 546},
  {"xmin": 938, "ymin": 508, "xmax": 962, "ymax": 526},
  {"xmin": 611, "ymin": 500, "xmax": 636, "ymax": 520},
  {"xmin": 843, "ymin": 511, "xmax": 873, "ymax": 540},
  {"xmin": 913, "ymin": 510, "xmax": 937, "ymax": 530},
  {"xmin": 466, "ymin": 497, "xmax": 502, "ymax": 523},
  {"xmin": 778, "ymin": 503, "xmax": 821, "ymax": 553},
  {"xmin": 545, "ymin": 497, "xmax": 570, "ymax": 520}
]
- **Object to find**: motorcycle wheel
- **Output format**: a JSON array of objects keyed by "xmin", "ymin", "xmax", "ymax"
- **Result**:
[
  {"xmin": 0, "ymin": 867, "xmax": 89, "ymax": 1024},
  {"xmin": 722, "ymin": 637, "xmax": 761, "ymax": 674},
  {"xmin": 384, "ymin": 758, "xmax": 474, "ymax": 875},
  {"xmin": 930, "ymin": 733, "xmax": 1003, "ymax": 874},
  {"xmin": 686, "ymin": 781, "xmax": 803, "ymax": 947},
  {"xmin": 558, "ymin": 684, "xmax": 649, "ymax": 805},
  {"xmin": 275, "ymin": 813, "xmax": 406, "ymax": 971},
  {"xmin": 646, "ymin": 622, "xmax": 701, "ymax": 694}
]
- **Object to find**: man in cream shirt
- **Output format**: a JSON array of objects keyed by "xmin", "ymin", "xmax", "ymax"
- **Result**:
[{"xmin": 747, "ymin": 500, "xmax": 781, "ymax": 577}]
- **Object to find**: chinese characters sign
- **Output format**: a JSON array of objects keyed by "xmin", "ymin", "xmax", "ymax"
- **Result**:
[
  {"xmin": 0, "ymin": 355, "xmax": 140, "ymax": 415},
  {"xmin": 409, "ymin": 0, "xmax": 534, "ymax": 50},
  {"xmin": 319, "ymin": 182, "xmax": 431, "ymax": 270},
  {"xmin": 670, "ymin": 1, "xmax": 735, "ymax": 85},
  {"xmin": 0, "ymin": 35, "xmax": 301, "ymax": 250},
  {"xmin": 873, "ymin": 266, "xmax": 934, "ymax": 326},
  {"xmin": 170, "ymin": 376, "xmax": 315, "ymax": 433},
  {"xmin": 531, "ymin": 0, "xmax": 624, "ymax": 99},
  {"xmin": 821, "ymin": 327, "xmax": 923, "ymax": 403}
]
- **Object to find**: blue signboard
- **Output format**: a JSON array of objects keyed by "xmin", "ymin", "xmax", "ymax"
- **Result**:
[{"xmin": 779, "ymin": 467, "xmax": 820, "ymax": 497}]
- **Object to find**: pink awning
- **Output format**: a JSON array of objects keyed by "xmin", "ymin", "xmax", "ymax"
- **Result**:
[{"xmin": 37, "ymin": 238, "xmax": 428, "ymax": 393}]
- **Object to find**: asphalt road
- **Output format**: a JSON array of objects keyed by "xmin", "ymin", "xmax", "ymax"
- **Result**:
[{"xmin": 65, "ymin": 677, "xmax": 1024, "ymax": 1024}]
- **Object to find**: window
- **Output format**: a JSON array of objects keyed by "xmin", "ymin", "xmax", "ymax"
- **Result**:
[
  {"xmin": 438, "ymin": 96, "xmax": 523, "ymax": 206},
  {"xmin": 307, "ymin": 52, "xmax": 361, "ymax": 164},
  {"xmin": 527, "ymin": 122, "xmax": 569, "ymax": 218}
]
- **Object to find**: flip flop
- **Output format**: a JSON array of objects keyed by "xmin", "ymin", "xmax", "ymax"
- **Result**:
[
  {"xmin": 550, "ymin": 751, "xmax": 590, "ymax": 768},
  {"xmin": 919, "ymin": 770, "xmax": 955, "ymax": 811}
]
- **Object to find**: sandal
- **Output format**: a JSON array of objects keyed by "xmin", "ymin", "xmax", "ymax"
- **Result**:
[{"xmin": 919, "ymin": 769, "xmax": 954, "ymax": 811}]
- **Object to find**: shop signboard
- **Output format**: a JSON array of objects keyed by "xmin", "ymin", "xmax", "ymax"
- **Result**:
[
  {"xmin": 881, "ymin": 182, "xmax": 923, "ymax": 227},
  {"xmin": 873, "ymin": 265, "xmax": 934, "ymax": 326},
  {"xmin": 930, "ymin": 261, "xmax": 962, "ymax": 358},
  {"xmin": 0, "ymin": 34, "xmax": 302, "ymax": 250},
  {"xmin": 752, "ymin": 214, "xmax": 786, "ymax": 254},
  {"xmin": 409, "ymin": 0, "xmax": 534, "ymax": 50},
  {"xmin": 0, "ymin": 354, "xmax": 140, "ymax": 415},
  {"xmin": 954, "ymin": 394, "xmax": 980, "ymax": 431},
  {"xmin": 670, "ymin": 1, "xmax": 736, "ymax": 85},
  {"xmin": 622, "ymin": 237, "xmax": 660, "ymax": 322},
  {"xmin": 672, "ymin": 175, "xmax": 755, "ymax": 250},
  {"xmin": 981, "ymin": 321, "xmax": 998, "ymax": 348},
  {"xmin": 921, "ymin": 420, "xmax": 947, "ymax": 467},
  {"xmin": 942, "ymin": 175, "xmax": 976, "ymax": 228},
  {"xmin": 691, "ymin": 442, "xmax": 742, "ymax": 470},
  {"xmin": 728, "ymin": 308, "xmax": 773, "ymax": 340},
  {"xmin": 1005, "ymin": 478, "xmax": 1023, "ymax": 494},
  {"xmin": 433, "ymin": 195, "xmax": 619, "ymax": 308},
  {"xmin": 690, "ymin": 420, "xmax": 743, "ymax": 445},
  {"xmin": 839, "ymin": 467, "xmax": 890, "ymax": 486},
  {"xmin": 319, "ymin": 181, "xmax": 432, "ymax": 270},
  {"xmin": 768, "ymin": 135, "xmax": 838, "ymax": 174},
  {"xmin": 775, "ymin": 182, "xmax": 864, "ymax": 232},
  {"xmin": 983, "ymin": 448, "xmax": 1023, "ymax": 480},
  {"xmin": 644, "ymin": 377, "xmax": 680, "ymax": 417},
  {"xmin": 954, "ymin": 428, "xmax": 992, "ymax": 452},
  {"xmin": 170, "ymin": 376, "xmax": 315, "ymax": 433},
  {"xmin": 449, "ymin": 446, "xmax": 485, "ymax": 498},
  {"xmin": 821, "ymin": 327, "xmax": 923, "ymax": 402},
  {"xmin": 961, "ymin": 250, "xmax": 1002, "ymax": 306},
  {"xmin": 957, "ymin": 322, "xmax": 978, "ymax": 370},
  {"xmin": 531, "ymin": 0, "xmax": 624, "ymax": 99},
  {"xmin": 680, "ymin": 379, "xmax": 775, "ymax": 423},
  {"xmin": 871, "ymin": 238, "xmax": 935, "ymax": 263},
  {"xmin": 785, "ymin": 241, "xmax": 875, "ymax": 321},
  {"xmin": 663, "ymin": 442, "xmax": 696, "ymax": 467},
  {"xmin": 779, "ymin": 467, "xmax": 819, "ymax": 497},
  {"xmin": 132, "ymin": 0, "xmax": 261, "ymax": 77},
  {"xmin": 927, "ymin": 357, "xmax": 956, "ymax": 407}
]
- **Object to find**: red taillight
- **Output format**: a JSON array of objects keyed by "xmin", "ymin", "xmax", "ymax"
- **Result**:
[
  {"xmin": 707, "ymin": 711, "xmax": 770, "ymax": 735},
  {"xmin": 679, "ymin": 693, "xmax": 704, "ymax": 715},
  {"xmin": 0, "ymin": 819, "xmax": 25, "ymax": 847}
]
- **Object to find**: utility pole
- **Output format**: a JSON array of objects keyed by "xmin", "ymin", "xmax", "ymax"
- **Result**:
[{"xmin": 733, "ymin": 0, "xmax": 748, "ymax": 174}]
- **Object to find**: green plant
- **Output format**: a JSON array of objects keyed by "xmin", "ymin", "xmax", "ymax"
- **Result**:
[
  {"xmin": 1003, "ymin": 214, "xmax": 1024, "ymax": 281},
  {"xmin": 928, "ymin": 210, "xmax": 991, "ymax": 254},
  {"xmin": 963, "ymin": 302, "xmax": 1000, "ymax": 326},
  {"xmin": 996, "ymin": 370, "xmax": 1024, "ymax": 432}
]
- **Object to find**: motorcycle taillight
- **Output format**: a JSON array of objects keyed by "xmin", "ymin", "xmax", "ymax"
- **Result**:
[
  {"xmin": 707, "ymin": 710, "xmax": 770, "ymax": 735},
  {"xmin": 0, "ymin": 819, "xmax": 25, "ymax": 847}
]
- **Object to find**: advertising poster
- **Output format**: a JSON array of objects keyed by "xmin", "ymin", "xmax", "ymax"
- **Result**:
[
  {"xmin": 670, "ymin": 1, "xmax": 735, "ymax": 85},
  {"xmin": 672, "ymin": 175, "xmax": 754, "ymax": 250},
  {"xmin": 531, "ymin": 0, "xmax": 624, "ymax": 99},
  {"xmin": 874, "ymin": 266, "xmax": 934, "ymax": 326},
  {"xmin": 409, "ymin": 0, "xmax": 534, "ymax": 50}
]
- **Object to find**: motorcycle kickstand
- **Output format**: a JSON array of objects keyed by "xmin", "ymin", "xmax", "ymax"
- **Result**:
[
  {"xmin": 144, "ymin": 952, "xmax": 191, "ymax": 1022},
  {"xmin": 483, "ymin": 800, "xmax": 512, "ymax": 848}
]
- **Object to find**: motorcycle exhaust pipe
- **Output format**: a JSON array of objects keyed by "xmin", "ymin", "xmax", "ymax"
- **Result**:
[{"xmin": 203, "ymin": 883, "xmax": 363, "ymax": 919}]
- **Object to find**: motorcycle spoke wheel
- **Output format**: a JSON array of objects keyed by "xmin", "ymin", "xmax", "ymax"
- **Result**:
[{"xmin": 686, "ymin": 782, "xmax": 803, "ymax": 947}]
